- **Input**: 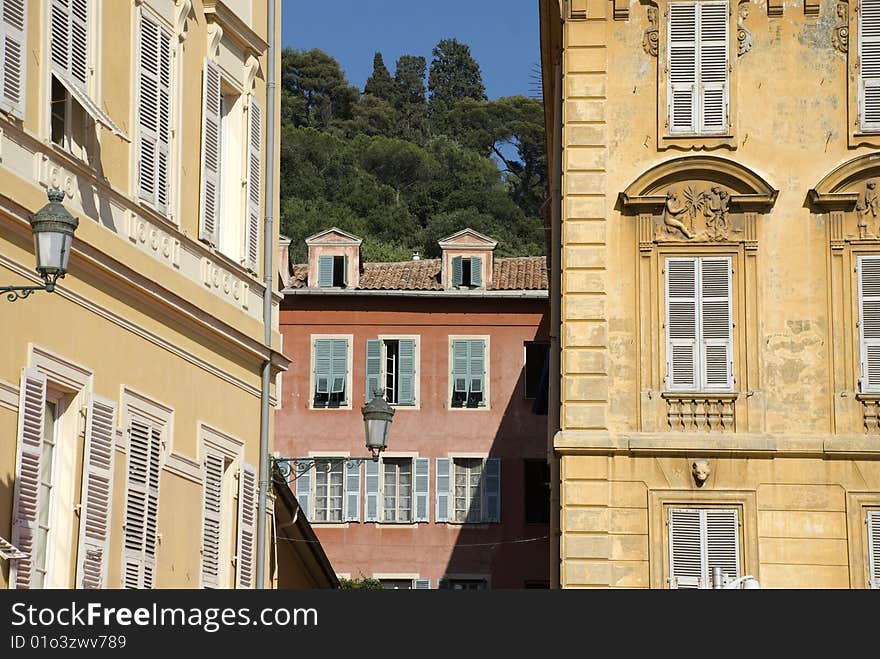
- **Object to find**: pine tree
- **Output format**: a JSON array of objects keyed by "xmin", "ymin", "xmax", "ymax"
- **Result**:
[
  {"xmin": 364, "ymin": 52, "xmax": 394, "ymax": 102},
  {"xmin": 428, "ymin": 39, "xmax": 487, "ymax": 122},
  {"xmin": 392, "ymin": 55, "xmax": 428, "ymax": 143}
]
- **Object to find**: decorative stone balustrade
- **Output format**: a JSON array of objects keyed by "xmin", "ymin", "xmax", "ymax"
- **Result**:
[{"xmin": 663, "ymin": 393, "xmax": 737, "ymax": 432}]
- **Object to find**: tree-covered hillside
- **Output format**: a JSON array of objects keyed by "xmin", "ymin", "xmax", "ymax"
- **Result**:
[{"xmin": 280, "ymin": 40, "xmax": 546, "ymax": 264}]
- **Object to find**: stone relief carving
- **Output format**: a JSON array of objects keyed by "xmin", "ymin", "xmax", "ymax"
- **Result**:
[
  {"xmin": 692, "ymin": 459, "xmax": 711, "ymax": 486},
  {"xmin": 662, "ymin": 188, "xmax": 696, "ymax": 238},
  {"xmin": 832, "ymin": 1, "xmax": 849, "ymax": 54},
  {"xmin": 856, "ymin": 179, "xmax": 880, "ymax": 238},
  {"xmin": 201, "ymin": 258, "xmax": 250, "ymax": 310},
  {"xmin": 643, "ymin": 6, "xmax": 659, "ymax": 57},
  {"xmin": 175, "ymin": 0, "xmax": 193, "ymax": 42},
  {"xmin": 737, "ymin": 2, "xmax": 753, "ymax": 57},
  {"xmin": 660, "ymin": 185, "xmax": 732, "ymax": 241},
  {"xmin": 127, "ymin": 211, "xmax": 181, "ymax": 269}
]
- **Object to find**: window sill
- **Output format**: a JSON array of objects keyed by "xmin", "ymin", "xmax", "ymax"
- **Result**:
[
  {"xmin": 310, "ymin": 404, "xmax": 353, "ymax": 411},
  {"xmin": 657, "ymin": 133, "xmax": 736, "ymax": 152},
  {"xmin": 661, "ymin": 392, "xmax": 738, "ymax": 400},
  {"xmin": 308, "ymin": 522, "xmax": 349, "ymax": 529},
  {"xmin": 374, "ymin": 522, "xmax": 420, "ymax": 529},
  {"xmin": 444, "ymin": 522, "xmax": 495, "ymax": 529},
  {"xmin": 448, "ymin": 404, "xmax": 490, "ymax": 411}
]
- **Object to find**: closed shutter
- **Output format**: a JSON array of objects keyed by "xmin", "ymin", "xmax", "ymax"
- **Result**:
[
  {"xmin": 244, "ymin": 95, "xmax": 262, "ymax": 272},
  {"xmin": 318, "ymin": 256, "xmax": 334, "ymax": 288},
  {"xmin": 452, "ymin": 340, "xmax": 469, "ymax": 394},
  {"xmin": 9, "ymin": 369, "xmax": 47, "ymax": 589},
  {"xmin": 76, "ymin": 395, "xmax": 117, "ymax": 589},
  {"xmin": 364, "ymin": 459, "xmax": 379, "ymax": 522},
  {"xmin": 122, "ymin": 418, "xmax": 161, "ymax": 589},
  {"xmin": 365, "ymin": 339, "xmax": 382, "ymax": 401},
  {"xmin": 138, "ymin": 15, "xmax": 172, "ymax": 215},
  {"xmin": 435, "ymin": 458, "xmax": 451, "ymax": 522},
  {"xmin": 470, "ymin": 256, "xmax": 483, "ymax": 286},
  {"xmin": 859, "ymin": 256, "xmax": 880, "ymax": 392},
  {"xmin": 295, "ymin": 466, "xmax": 311, "ymax": 520},
  {"xmin": 700, "ymin": 257, "xmax": 733, "ymax": 390},
  {"xmin": 236, "ymin": 463, "xmax": 257, "ymax": 589},
  {"xmin": 868, "ymin": 510, "xmax": 880, "ymax": 588},
  {"xmin": 200, "ymin": 451, "xmax": 223, "ymax": 589},
  {"xmin": 484, "ymin": 458, "xmax": 500, "ymax": 522},
  {"xmin": 199, "ymin": 58, "xmax": 221, "ymax": 243},
  {"xmin": 50, "ymin": 0, "xmax": 88, "ymax": 88},
  {"xmin": 668, "ymin": 3, "xmax": 697, "ymax": 133},
  {"xmin": 469, "ymin": 339, "xmax": 485, "ymax": 395},
  {"xmin": 397, "ymin": 339, "xmax": 416, "ymax": 404},
  {"xmin": 861, "ymin": 0, "xmax": 880, "ymax": 131},
  {"xmin": 705, "ymin": 508, "xmax": 740, "ymax": 586},
  {"xmin": 452, "ymin": 256, "xmax": 463, "ymax": 287},
  {"xmin": 668, "ymin": 507, "xmax": 703, "ymax": 588},
  {"xmin": 666, "ymin": 258, "xmax": 699, "ymax": 390},
  {"xmin": 698, "ymin": 2, "xmax": 728, "ymax": 133},
  {"xmin": 414, "ymin": 578, "xmax": 431, "ymax": 589},
  {"xmin": 314, "ymin": 339, "xmax": 332, "ymax": 396},
  {"xmin": 0, "ymin": 0, "xmax": 26, "ymax": 118},
  {"xmin": 413, "ymin": 457, "xmax": 429, "ymax": 522},
  {"xmin": 330, "ymin": 339, "xmax": 348, "ymax": 398},
  {"xmin": 345, "ymin": 462, "xmax": 361, "ymax": 522}
]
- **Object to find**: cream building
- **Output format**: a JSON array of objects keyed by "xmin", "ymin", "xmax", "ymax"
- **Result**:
[
  {"xmin": 0, "ymin": 0, "xmax": 294, "ymax": 589},
  {"xmin": 541, "ymin": 0, "xmax": 880, "ymax": 588}
]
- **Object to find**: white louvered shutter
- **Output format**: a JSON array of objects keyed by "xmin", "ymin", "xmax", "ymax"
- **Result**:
[
  {"xmin": 236, "ymin": 462, "xmax": 257, "ymax": 589},
  {"xmin": 668, "ymin": 507, "xmax": 703, "ymax": 588},
  {"xmin": 345, "ymin": 462, "xmax": 361, "ymax": 522},
  {"xmin": 200, "ymin": 451, "xmax": 223, "ymax": 589},
  {"xmin": 668, "ymin": 3, "xmax": 697, "ymax": 133},
  {"xmin": 295, "ymin": 465, "xmax": 311, "ymax": 520},
  {"xmin": 76, "ymin": 395, "xmax": 117, "ymax": 589},
  {"xmin": 868, "ymin": 510, "xmax": 880, "ymax": 588},
  {"xmin": 666, "ymin": 258, "xmax": 699, "ymax": 390},
  {"xmin": 861, "ymin": 0, "xmax": 880, "ymax": 131},
  {"xmin": 700, "ymin": 257, "xmax": 733, "ymax": 390},
  {"xmin": 705, "ymin": 508, "xmax": 740, "ymax": 586},
  {"xmin": 200, "ymin": 59, "xmax": 221, "ymax": 244},
  {"xmin": 245, "ymin": 95, "xmax": 262, "ymax": 272},
  {"xmin": 51, "ymin": 0, "xmax": 88, "ymax": 88},
  {"xmin": 859, "ymin": 256, "xmax": 880, "ymax": 392},
  {"xmin": 138, "ymin": 15, "xmax": 172, "ymax": 214},
  {"xmin": 10, "ymin": 369, "xmax": 47, "ymax": 589},
  {"xmin": 698, "ymin": 2, "xmax": 728, "ymax": 133},
  {"xmin": 414, "ymin": 578, "xmax": 431, "ymax": 589},
  {"xmin": 413, "ymin": 457, "xmax": 430, "ymax": 522},
  {"xmin": 122, "ymin": 418, "xmax": 161, "ymax": 589},
  {"xmin": 0, "ymin": 0, "xmax": 26, "ymax": 118}
]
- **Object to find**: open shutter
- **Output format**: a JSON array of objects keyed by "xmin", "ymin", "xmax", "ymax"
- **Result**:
[
  {"xmin": 868, "ymin": 510, "xmax": 880, "ymax": 588},
  {"xmin": 452, "ymin": 340, "xmax": 469, "ymax": 394},
  {"xmin": 705, "ymin": 508, "xmax": 740, "ymax": 586},
  {"xmin": 452, "ymin": 256, "xmax": 463, "ymax": 287},
  {"xmin": 859, "ymin": 256, "xmax": 880, "ymax": 392},
  {"xmin": 76, "ymin": 395, "xmax": 117, "ymax": 589},
  {"xmin": 314, "ymin": 339, "xmax": 332, "ymax": 397},
  {"xmin": 143, "ymin": 426, "xmax": 161, "ymax": 589},
  {"xmin": 245, "ymin": 95, "xmax": 262, "ymax": 272},
  {"xmin": 435, "ymin": 458, "xmax": 451, "ymax": 522},
  {"xmin": 138, "ymin": 16, "xmax": 160, "ymax": 207},
  {"xmin": 364, "ymin": 459, "xmax": 380, "ymax": 522},
  {"xmin": 236, "ymin": 463, "xmax": 257, "ymax": 589},
  {"xmin": 0, "ymin": 0, "xmax": 27, "ymax": 118},
  {"xmin": 469, "ymin": 340, "xmax": 485, "ymax": 396},
  {"xmin": 861, "ymin": 0, "xmax": 880, "ymax": 131},
  {"xmin": 200, "ymin": 451, "xmax": 223, "ymax": 589},
  {"xmin": 199, "ymin": 58, "xmax": 221, "ymax": 244},
  {"xmin": 345, "ymin": 462, "xmax": 361, "ymax": 522},
  {"xmin": 666, "ymin": 258, "xmax": 699, "ymax": 390},
  {"xmin": 484, "ymin": 458, "xmax": 500, "ymax": 522},
  {"xmin": 155, "ymin": 27, "xmax": 172, "ymax": 214},
  {"xmin": 123, "ymin": 419, "xmax": 150, "ymax": 588},
  {"xmin": 295, "ymin": 466, "xmax": 311, "ymax": 520},
  {"xmin": 318, "ymin": 256, "xmax": 334, "ymax": 287},
  {"xmin": 668, "ymin": 3, "xmax": 698, "ymax": 133},
  {"xmin": 668, "ymin": 508, "xmax": 703, "ymax": 588},
  {"xmin": 470, "ymin": 256, "xmax": 483, "ymax": 286},
  {"xmin": 330, "ymin": 339, "xmax": 348, "ymax": 398},
  {"xmin": 414, "ymin": 578, "xmax": 431, "ymax": 589},
  {"xmin": 700, "ymin": 257, "xmax": 733, "ymax": 390},
  {"xmin": 365, "ymin": 339, "xmax": 382, "ymax": 401},
  {"xmin": 413, "ymin": 457, "xmax": 429, "ymax": 522},
  {"xmin": 10, "ymin": 369, "xmax": 47, "ymax": 589},
  {"xmin": 50, "ymin": 0, "xmax": 88, "ymax": 87},
  {"xmin": 342, "ymin": 255, "xmax": 349, "ymax": 286},
  {"xmin": 397, "ymin": 339, "xmax": 416, "ymax": 404},
  {"xmin": 698, "ymin": 2, "xmax": 728, "ymax": 133}
]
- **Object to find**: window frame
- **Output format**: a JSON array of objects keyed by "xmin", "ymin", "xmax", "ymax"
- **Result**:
[
  {"xmin": 309, "ymin": 334, "xmax": 353, "ymax": 411},
  {"xmin": 448, "ymin": 335, "xmax": 490, "ymax": 410},
  {"xmin": 381, "ymin": 457, "xmax": 414, "ymax": 524},
  {"xmin": 375, "ymin": 335, "xmax": 421, "ymax": 408},
  {"xmin": 216, "ymin": 76, "xmax": 248, "ymax": 264},
  {"xmin": 452, "ymin": 457, "xmax": 484, "ymax": 524}
]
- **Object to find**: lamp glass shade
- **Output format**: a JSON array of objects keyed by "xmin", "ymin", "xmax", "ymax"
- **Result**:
[
  {"xmin": 33, "ymin": 230, "xmax": 72, "ymax": 276},
  {"xmin": 364, "ymin": 417, "xmax": 391, "ymax": 454}
]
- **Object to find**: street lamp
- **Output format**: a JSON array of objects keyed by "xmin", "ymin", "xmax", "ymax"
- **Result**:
[
  {"xmin": 274, "ymin": 389, "xmax": 395, "ymax": 480},
  {"xmin": 2, "ymin": 188, "xmax": 79, "ymax": 302}
]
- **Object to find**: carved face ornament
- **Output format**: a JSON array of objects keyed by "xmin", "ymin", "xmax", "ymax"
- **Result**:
[{"xmin": 692, "ymin": 459, "xmax": 711, "ymax": 486}]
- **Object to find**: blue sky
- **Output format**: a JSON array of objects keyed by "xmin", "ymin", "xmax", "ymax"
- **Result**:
[{"xmin": 280, "ymin": 0, "xmax": 542, "ymax": 101}]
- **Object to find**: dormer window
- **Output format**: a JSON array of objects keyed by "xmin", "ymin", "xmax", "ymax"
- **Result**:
[
  {"xmin": 318, "ymin": 255, "xmax": 348, "ymax": 288},
  {"xmin": 452, "ymin": 256, "xmax": 483, "ymax": 288}
]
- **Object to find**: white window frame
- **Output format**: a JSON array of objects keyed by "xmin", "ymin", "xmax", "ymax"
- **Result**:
[
  {"xmin": 380, "ymin": 456, "xmax": 414, "ymax": 524},
  {"xmin": 309, "ymin": 334, "xmax": 353, "ymax": 411},
  {"xmin": 447, "ymin": 335, "xmax": 491, "ymax": 410},
  {"xmin": 452, "ymin": 455, "xmax": 485, "ymax": 525}
]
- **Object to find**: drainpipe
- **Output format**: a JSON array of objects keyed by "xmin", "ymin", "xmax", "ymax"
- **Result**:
[{"xmin": 256, "ymin": 0, "xmax": 277, "ymax": 589}]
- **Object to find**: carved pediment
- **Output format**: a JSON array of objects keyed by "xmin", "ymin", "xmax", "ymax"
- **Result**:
[{"xmin": 809, "ymin": 153, "xmax": 880, "ymax": 246}]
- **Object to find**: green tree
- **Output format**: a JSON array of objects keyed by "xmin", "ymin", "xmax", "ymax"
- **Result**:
[
  {"xmin": 393, "ymin": 55, "xmax": 428, "ymax": 143},
  {"xmin": 338, "ymin": 577, "xmax": 384, "ymax": 590},
  {"xmin": 428, "ymin": 39, "xmax": 486, "ymax": 133},
  {"xmin": 281, "ymin": 49, "xmax": 359, "ymax": 131},
  {"xmin": 364, "ymin": 52, "xmax": 395, "ymax": 102}
]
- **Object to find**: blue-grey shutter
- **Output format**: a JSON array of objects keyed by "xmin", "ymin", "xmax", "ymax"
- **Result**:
[
  {"xmin": 470, "ymin": 340, "xmax": 486, "ymax": 395},
  {"xmin": 295, "ymin": 466, "xmax": 311, "ymax": 520},
  {"xmin": 470, "ymin": 256, "xmax": 483, "ymax": 286},
  {"xmin": 414, "ymin": 457, "xmax": 430, "ymax": 522},
  {"xmin": 364, "ymin": 460, "xmax": 380, "ymax": 522},
  {"xmin": 314, "ymin": 339, "xmax": 332, "ymax": 395},
  {"xmin": 397, "ymin": 339, "xmax": 416, "ymax": 404},
  {"xmin": 414, "ymin": 578, "xmax": 431, "ymax": 589},
  {"xmin": 318, "ymin": 256, "xmax": 333, "ymax": 288},
  {"xmin": 365, "ymin": 339, "xmax": 382, "ymax": 401},
  {"xmin": 452, "ymin": 340, "xmax": 469, "ymax": 394},
  {"xmin": 330, "ymin": 339, "xmax": 348, "ymax": 397},
  {"xmin": 345, "ymin": 462, "xmax": 361, "ymax": 522},
  {"xmin": 435, "ymin": 458, "xmax": 451, "ymax": 522},
  {"xmin": 484, "ymin": 458, "xmax": 500, "ymax": 522},
  {"xmin": 452, "ymin": 256, "xmax": 463, "ymax": 287}
]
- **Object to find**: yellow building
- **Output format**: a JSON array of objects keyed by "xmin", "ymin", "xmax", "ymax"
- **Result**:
[
  {"xmin": 0, "ymin": 0, "xmax": 316, "ymax": 589},
  {"xmin": 541, "ymin": 0, "xmax": 880, "ymax": 588}
]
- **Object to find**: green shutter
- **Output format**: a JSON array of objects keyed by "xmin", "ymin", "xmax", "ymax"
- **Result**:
[
  {"xmin": 318, "ymin": 256, "xmax": 333, "ymax": 288},
  {"xmin": 470, "ymin": 256, "xmax": 483, "ymax": 286},
  {"xmin": 452, "ymin": 340, "xmax": 469, "ymax": 393},
  {"xmin": 397, "ymin": 339, "xmax": 416, "ymax": 404},
  {"xmin": 452, "ymin": 256, "xmax": 463, "ymax": 287},
  {"xmin": 330, "ymin": 339, "xmax": 348, "ymax": 396},
  {"xmin": 469, "ymin": 340, "xmax": 485, "ymax": 394},
  {"xmin": 365, "ymin": 339, "xmax": 383, "ymax": 401},
  {"xmin": 484, "ymin": 458, "xmax": 500, "ymax": 522},
  {"xmin": 314, "ymin": 340, "xmax": 332, "ymax": 394}
]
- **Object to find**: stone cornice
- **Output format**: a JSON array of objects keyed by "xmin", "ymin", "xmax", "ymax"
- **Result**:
[{"xmin": 203, "ymin": 0, "xmax": 268, "ymax": 56}]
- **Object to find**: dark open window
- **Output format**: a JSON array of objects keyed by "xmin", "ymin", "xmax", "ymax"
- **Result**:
[
  {"xmin": 525, "ymin": 343, "xmax": 550, "ymax": 399},
  {"xmin": 524, "ymin": 459, "xmax": 550, "ymax": 524}
]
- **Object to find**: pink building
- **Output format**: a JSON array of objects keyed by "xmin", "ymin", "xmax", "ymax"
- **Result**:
[{"xmin": 276, "ymin": 228, "xmax": 550, "ymax": 589}]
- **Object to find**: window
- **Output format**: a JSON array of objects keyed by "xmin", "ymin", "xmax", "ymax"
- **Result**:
[
  {"xmin": 858, "ymin": 256, "xmax": 880, "ymax": 392},
  {"xmin": 313, "ymin": 460, "xmax": 344, "ymax": 522},
  {"xmin": 451, "ymin": 338, "xmax": 487, "ymax": 408},
  {"xmin": 365, "ymin": 338, "xmax": 417, "ymax": 405},
  {"xmin": 868, "ymin": 509, "xmax": 880, "ymax": 589},
  {"xmin": 382, "ymin": 459, "xmax": 412, "ymax": 523},
  {"xmin": 451, "ymin": 256, "xmax": 483, "ymax": 287},
  {"xmin": 435, "ymin": 457, "xmax": 500, "ymax": 524},
  {"xmin": 454, "ymin": 458, "xmax": 483, "ymax": 523},
  {"xmin": 524, "ymin": 342, "xmax": 550, "ymax": 400},
  {"xmin": 364, "ymin": 457, "xmax": 429, "ymax": 523},
  {"xmin": 667, "ymin": 1, "xmax": 729, "ymax": 135},
  {"xmin": 318, "ymin": 255, "xmax": 348, "ymax": 288},
  {"xmin": 313, "ymin": 338, "xmax": 350, "ymax": 408},
  {"xmin": 31, "ymin": 396, "xmax": 60, "ymax": 589},
  {"xmin": 667, "ymin": 507, "xmax": 740, "ymax": 589},
  {"xmin": 439, "ymin": 578, "xmax": 488, "ymax": 590},
  {"xmin": 524, "ymin": 459, "xmax": 550, "ymax": 524},
  {"xmin": 0, "ymin": 0, "xmax": 27, "ymax": 118},
  {"xmin": 860, "ymin": 0, "xmax": 880, "ymax": 132},
  {"xmin": 295, "ymin": 458, "xmax": 360, "ymax": 524},
  {"xmin": 665, "ymin": 256, "xmax": 733, "ymax": 392}
]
